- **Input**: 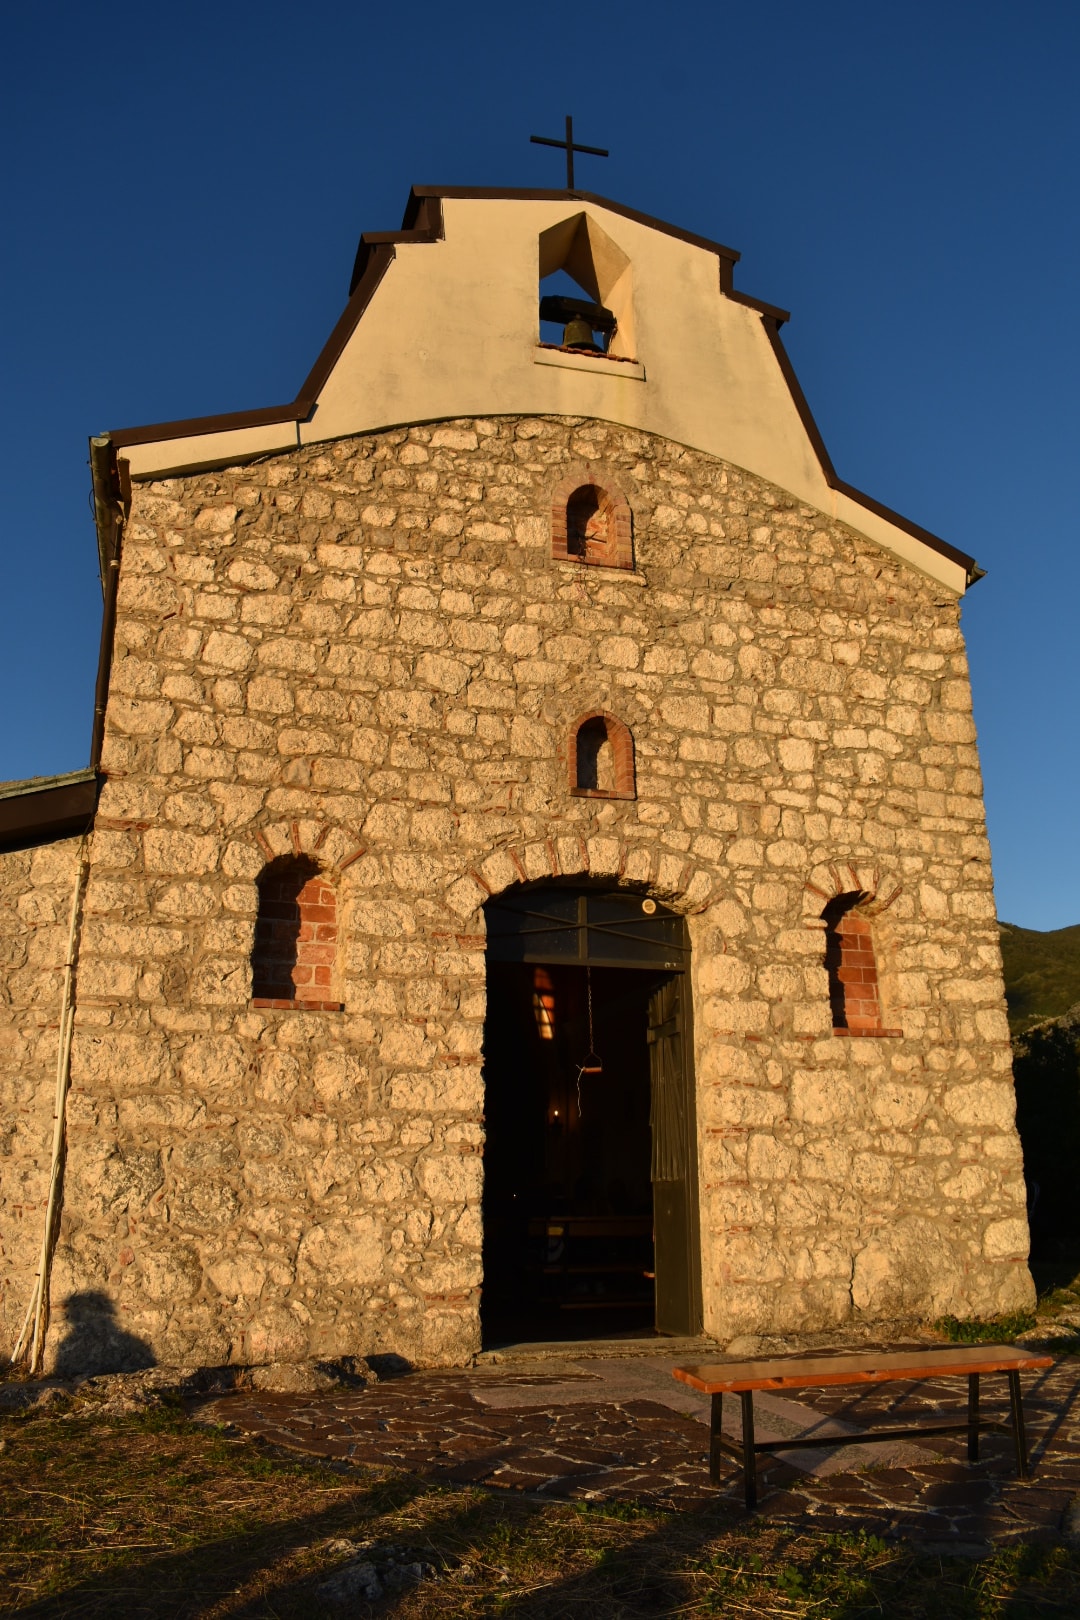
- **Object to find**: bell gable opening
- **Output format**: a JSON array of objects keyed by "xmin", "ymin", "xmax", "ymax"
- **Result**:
[{"xmin": 537, "ymin": 212, "xmax": 635, "ymax": 359}]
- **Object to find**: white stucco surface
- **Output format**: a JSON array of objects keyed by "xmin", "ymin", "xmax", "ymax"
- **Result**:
[{"xmin": 118, "ymin": 196, "xmax": 969, "ymax": 594}]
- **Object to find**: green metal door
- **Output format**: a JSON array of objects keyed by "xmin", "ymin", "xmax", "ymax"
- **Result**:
[{"xmin": 648, "ymin": 974, "xmax": 703, "ymax": 1336}]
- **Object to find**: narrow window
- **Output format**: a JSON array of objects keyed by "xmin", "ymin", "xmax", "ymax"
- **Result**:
[
  {"xmin": 822, "ymin": 893, "xmax": 898, "ymax": 1037},
  {"xmin": 569, "ymin": 712, "xmax": 635, "ymax": 799},
  {"xmin": 252, "ymin": 856, "xmax": 343, "ymax": 1010}
]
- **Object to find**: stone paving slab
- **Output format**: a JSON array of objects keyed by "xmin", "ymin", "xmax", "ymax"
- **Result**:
[
  {"xmin": 193, "ymin": 1353, "xmax": 1080, "ymax": 1549},
  {"xmin": 471, "ymin": 1357, "xmax": 934, "ymax": 1476}
]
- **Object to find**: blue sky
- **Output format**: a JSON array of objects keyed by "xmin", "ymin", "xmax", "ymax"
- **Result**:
[{"xmin": 2, "ymin": 0, "xmax": 1077, "ymax": 928}]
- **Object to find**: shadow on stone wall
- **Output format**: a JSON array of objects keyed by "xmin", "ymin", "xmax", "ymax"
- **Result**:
[{"xmin": 52, "ymin": 1291, "xmax": 156, "ymax": 1378}]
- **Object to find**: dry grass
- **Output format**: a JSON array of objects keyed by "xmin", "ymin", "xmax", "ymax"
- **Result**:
[{"xmin": 2, "ymin": 1399, "xmax": 1080, "ymax": 1617}]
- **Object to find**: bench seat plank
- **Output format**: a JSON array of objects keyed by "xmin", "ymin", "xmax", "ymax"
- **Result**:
[{"xmin": 673, "ymin": 1343, "xmax": 1052, "ymax": 1395}]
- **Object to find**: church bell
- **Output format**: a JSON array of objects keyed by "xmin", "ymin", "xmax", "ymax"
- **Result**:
[{"xmin": 562, "ymin": 316, "xmax": 604, "ymax": 353}]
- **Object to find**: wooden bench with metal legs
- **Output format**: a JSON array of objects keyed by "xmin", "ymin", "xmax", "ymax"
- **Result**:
[{"xmin": 673, "ymin": 1344, "xmax": 1053, "ymax": 1512}]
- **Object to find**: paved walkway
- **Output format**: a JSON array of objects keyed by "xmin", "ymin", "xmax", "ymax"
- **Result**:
[{"xmin": 194, "ymin": 1349, "xmax": 1080, "ymax": 1550}]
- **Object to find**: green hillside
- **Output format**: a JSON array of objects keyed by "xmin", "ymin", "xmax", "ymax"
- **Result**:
[{"xmin": 999, "ymin": 920, "xmax": 1080, "ymax": 1034}]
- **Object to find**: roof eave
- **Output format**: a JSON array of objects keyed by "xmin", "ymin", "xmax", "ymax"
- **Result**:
[{"xmin": 0, "ymin": 770, "xmax": 99, "ymax": 855}]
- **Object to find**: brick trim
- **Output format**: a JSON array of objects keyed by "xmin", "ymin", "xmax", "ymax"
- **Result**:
[
  {"xmin": 835, "ymin": 1030, "xmax": 906, "ymax": 1043},
  {"xmin": 551, "ymin": 469, "xmax": 633, "ymax": 570},
  {"xmin": 253, "ymin": 997, "xmax": 344, "ymax": 1013},
  {"xmin": 445, "ymin": 838, "xmax": 721, "ymax": 922},
  {"xmin": 567, "ymin": 709, "xmax": 636, "ymax": 799},
  {"xmin": 803, "ymin": 861, "xmax": 903, "ymax": 919},
  {"xmin": 251, "ymin": 817, "xmax": 365, "ymax": 875}
]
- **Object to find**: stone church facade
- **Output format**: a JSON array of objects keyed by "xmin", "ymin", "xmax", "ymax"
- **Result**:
[{"xmin": 1, "ymin": 187, "xmax": 1033, "ymax": 1373}]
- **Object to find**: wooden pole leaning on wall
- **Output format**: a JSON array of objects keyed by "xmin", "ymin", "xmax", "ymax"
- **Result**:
[{"xmin": 9, "ymin": 834, "xmax": 89, "ymax": 1373}]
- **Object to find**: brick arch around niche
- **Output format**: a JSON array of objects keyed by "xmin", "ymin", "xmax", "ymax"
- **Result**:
[{"xmin": 551, "ymin": 469, "xmax": 633, "ymax": 569}]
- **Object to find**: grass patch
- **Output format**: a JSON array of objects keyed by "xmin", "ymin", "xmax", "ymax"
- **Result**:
[
  {"xmin": 934, "ymin": 1311, "xmax": 1037, "ymax": 1344},
  {"xmin": 2, "ymin": 1401, "xmax": 1080, "ymax": 1616}
]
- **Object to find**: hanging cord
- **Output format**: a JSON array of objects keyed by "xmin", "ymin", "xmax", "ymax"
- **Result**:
[
  {"xmin": 10, "ymin": 834, "xmax": 89, "ymax": 1373},
  {"xmin": 575, "ymin": 965, "xmax": 603, "ymax": 1117}
]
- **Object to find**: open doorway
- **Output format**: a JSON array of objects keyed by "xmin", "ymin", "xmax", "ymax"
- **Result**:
[{"xmin": 481, "ymin": 886, "xmax": 701, "ymax": 1346}]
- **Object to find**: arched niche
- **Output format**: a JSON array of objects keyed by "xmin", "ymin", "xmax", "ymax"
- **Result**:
[
  {"xmin": 251, "ymin": 855, "xmax": 343, "ymax": 1011},
  {"xmin": 569, "ymin": 711, "xmax": 636, "ymax": 800},
  {"xmin": 821, "ymin": 891, "xmax": 900, "ymax": 1038},
  {"xmin": 551, "ymin": 475, "xmax": 633, "ymax": 569}
]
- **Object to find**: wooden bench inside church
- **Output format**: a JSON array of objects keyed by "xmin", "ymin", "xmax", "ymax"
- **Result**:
[{"xmin": 673, "ymin": 1344, "xmax": 1054, "ymax": 1510}]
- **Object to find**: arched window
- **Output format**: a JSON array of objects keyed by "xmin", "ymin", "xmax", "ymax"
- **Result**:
[
  {"xmin": 251, "ymin": 856, "xmax": 343, "ymax": 1011},
  {"xmin": 822, "ymin": 893, "xmax": 898, "ymax": 1037},
  {"xmin": 569, "ymin": 711, "xmax": 635, "ymax": 799},
  {"xmin": 551, "ymin": 476, "xmax": 632, "ymax": 570}
]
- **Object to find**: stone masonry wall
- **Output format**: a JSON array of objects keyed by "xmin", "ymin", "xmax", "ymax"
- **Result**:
[
  {"xmin": 0, "ymin": 837, "xmax": 82, "ymax": 1346},
  {"xmin": 1, "ymin": 415, "xmax": 1034, "ymax": 1370}
]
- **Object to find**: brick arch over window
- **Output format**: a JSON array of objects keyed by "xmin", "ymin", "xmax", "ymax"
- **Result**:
[
  {"xmin": 821, "ymin": 892, "xmax": 902, "ymax": 1039},
  {"xmin": 569, "ymin": 710, "xmax": 635, "ymax": 799},
  {"xmin": 551, "ymin": 472, "xmax": 632, "ymax": 569},
  {"xmin": 251, "ymin": 856, "xmax": 344, "ymax": 1011}
]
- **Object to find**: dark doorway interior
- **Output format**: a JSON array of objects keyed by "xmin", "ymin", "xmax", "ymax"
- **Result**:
[
  {"xmin": 481, "ymin": 885, "xmax": 702, "ymax": 1347},
  {"xmin": 482, "ymin": 961, "xmax": 657, "ymax": 1342}
]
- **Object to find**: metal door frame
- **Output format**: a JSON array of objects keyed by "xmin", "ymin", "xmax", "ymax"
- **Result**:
[
  {"xmin": 648, "ymin": 970, "xmax": 704, "ymax": 1335},
  {"xmin": 482, "ymin": 882, "xmax": 703, "ymax": 1335}
]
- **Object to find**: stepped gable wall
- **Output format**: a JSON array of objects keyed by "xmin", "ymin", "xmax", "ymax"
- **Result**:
[{"xmin": 1, "ymin": 414, "xmax": 1032, "ymax": 1371}]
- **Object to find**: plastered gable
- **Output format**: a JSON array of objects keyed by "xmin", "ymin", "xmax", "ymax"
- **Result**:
[
  {"xmin": 114, "ymin": 191, "xmax": 971, "ymax": 594},
  {"xmin": 302, "ymin": 199, "xmax": 826, "ymax": 494}
]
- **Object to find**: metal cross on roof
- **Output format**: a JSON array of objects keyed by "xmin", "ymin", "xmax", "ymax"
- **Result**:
[{"xmin": 530, "ymin": 116, "xmax": 609, "ymax": 190}]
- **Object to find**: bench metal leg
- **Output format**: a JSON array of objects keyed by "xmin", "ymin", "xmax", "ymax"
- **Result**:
[
  {"xmin": 967, "ymin": 1373, "xmax": 980, "ymax": 1462},
  {"xmin": 710, "ymin": 1393, "xmax": 724, "ymax": 1485},
  {"xmin": 1007, "ymin": 1369, "xmax": 1030, "ymax": 1478},
  {"xmin": 741, "ymin": 1389, "xmax": 757, "ymax": 1511}
]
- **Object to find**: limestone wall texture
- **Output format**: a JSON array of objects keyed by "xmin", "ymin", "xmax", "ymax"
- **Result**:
[
  {"xmin": 1, "ymin": 414, "xmax": 1034, "ymax": 1370},
  {"xmin": 0, "ymin": 837, "xmax": 82, "ymax": 1340}
]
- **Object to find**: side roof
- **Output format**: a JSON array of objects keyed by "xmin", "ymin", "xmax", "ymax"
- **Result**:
[
  {"xmin": 0, "ymin": 769, "xmax": 98, "ymax": 855},
  {"xmin": 106, "ymin": 185, "xmax": 977, "ymax": 593}
]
